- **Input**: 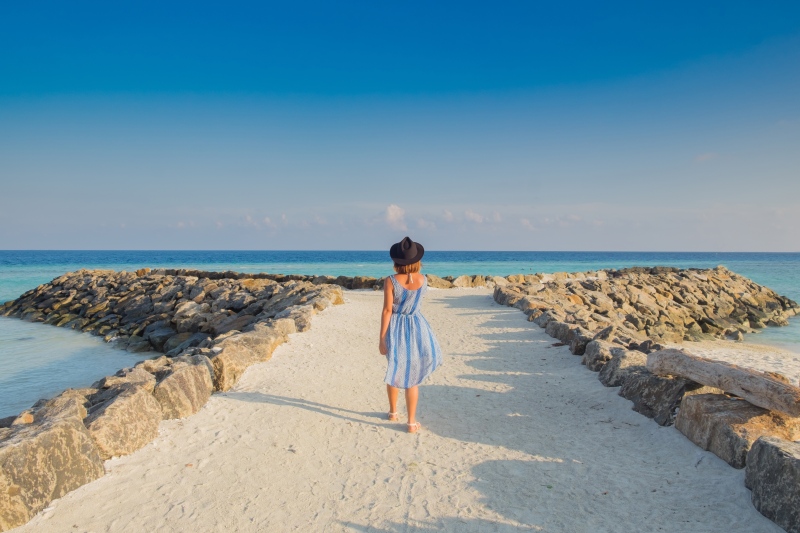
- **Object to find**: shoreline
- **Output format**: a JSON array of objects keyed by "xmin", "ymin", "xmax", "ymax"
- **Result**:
[
  {"xmin": 2, "ymin": 266, "xmax": 800, "ymax": 531},
  {"xmin": 11, "ymin": 289, "xmax": 789, "ymax": 532}
]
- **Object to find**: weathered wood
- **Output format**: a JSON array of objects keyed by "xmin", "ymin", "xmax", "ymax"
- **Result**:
[{"xmin": 647, "ymin": 349, "xmax": 800, "ymax": 417}]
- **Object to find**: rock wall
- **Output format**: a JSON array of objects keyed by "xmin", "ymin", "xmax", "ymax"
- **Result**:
[
  {"xmin": 0, "ymin": 269, "xmax": 344, "ymax": 532},
  {"xmin": 491, "ymin": 265, "xmax": 800, "ymax": 531}
]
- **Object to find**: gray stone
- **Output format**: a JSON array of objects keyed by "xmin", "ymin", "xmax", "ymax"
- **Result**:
[
  {"xmin": 568, "ymin": 326, "xmax": 593, "ymax": 356},
  {"xmin": 545, "ymin": 321, "xmax": 573, "ymax": 343},
  {"xmin": 618, "ymin": 371, "xmax": 715, "ymax": 426},
  {"xmin": 145, "ymin": 327, "xmax": 177, "ymax": 352},
  {"xmin": 582, "ymin": 340, "xmax": 614, "ymax": 371},
  {"xmin": 745, "ymin": 437, "xmax": 800, "ymax": 533},
  {"xmin": 598, "ymin": 349, "xmax": 647, "ymax": 387}
]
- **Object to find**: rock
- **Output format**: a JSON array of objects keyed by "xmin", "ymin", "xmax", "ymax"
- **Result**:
[
  {"xmin": 97, "ymin": 367, "xmax": 156, "ymax": 393},
  {"xmin": 647, "ymin": 349, "xmax": 800, "ymax": 416},
  {"xmin": 164, "ymin": 332, "xmax": 209, "ymax": 357},
  {"xmin": 593, "ymin": 325, "xmax": 615, "ymax": 341},
  {"xmin": 136, "ymin": 355, "xmax": 171, "ymax": 374},
  {"xmin": 493, "ymin": 286, "xmax": 522, "ymax": 306},
  {"xmin": 126, "ymin": 336, "xmax": 151, "ymax": 353},
  {"xmin": 452, "ymin": 275, "xmax": 472, "ymax": 288},
  {"xmin": 426, "ymin": 274, "xmax": 453, "ymax": 289},
  {"xmin": 471, "ymin": 275, "xmax": 486, "ymax": 287},
  {"xmin": 275, "ymin": 305, "xmax": 315, "ymax": 332},
  {"xmin": 0, "ymin": 395, "xmax": 104, "ymax": 531},
  {"xmin": 351, "ymin": 276, "xmax": 377, "ymax": 290},
  {"xmin": 598, "ymin": 349, "xmax": 647, "ymax": 387},
  {"xmin": 145, "ymin": 327, "xmax": 177, "ymax": 352},
  {"xmin": 568, "ymin": 327, "xmax": 593, "ymax": 356},
  {"xmin": 163, "ymin": 332, "xmax": 193, "ymax": 353},
  {"xmin": 84, "ymin": 384, "xmax": 163, "ymax": 460},
  {"xmin": 745, "ymin": 437, "xmax": 800, "ymax": 533},
  {"xmin": 618, "ymin": 371, "xmax": 716, "ymax": 426},
  {"xmin": 210, "ymin": 314, "xmax": 257, "ymax": 337},
  {"xmin": 582, "ymin": 340, "xmax": 614, "ymax": 371},
  {"xmin": 675, "ymin": 394, "xmax": 800, "ymax": 468},
  {"xmin": 209, "ymin": 319, "xmax": 296, "ymax": 391},
  {"xmin": 544, "ymin": 321, "xmax": 573, "ymax": 343},
  {"xmin": 490, "ymin": 276, "xmax": 509, "ymax": 286},
  {"xmin": 153, "ymin": 355, "xmax": 214, "ymax": 419}
]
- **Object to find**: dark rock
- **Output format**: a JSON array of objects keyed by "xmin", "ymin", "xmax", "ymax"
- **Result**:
[
  {"xmin": 146, "ymin": 327, "xmax": 177, "ymax": 352},
  {"xmin": 598, "ymin": 349, "xmax": 647, "ymax": 387},
  {"xmin": 745, "ymin": 436, "xmax": 800, "ymax": 533},
  {"xmin": 618, "ymin": 371, "xmax": 714, "ymax": 426}
]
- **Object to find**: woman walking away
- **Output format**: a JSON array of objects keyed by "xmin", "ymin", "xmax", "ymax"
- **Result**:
[{"xmin": 378, "ymin": 236, "xmax": 443, "ymax": 433}]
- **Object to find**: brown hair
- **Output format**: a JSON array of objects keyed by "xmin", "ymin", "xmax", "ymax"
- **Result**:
[{"xmin": 393, "ymin": 261, "xmax": 421, "ymax": 274}]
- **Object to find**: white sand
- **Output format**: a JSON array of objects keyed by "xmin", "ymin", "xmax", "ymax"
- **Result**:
[{"xmin": 15, "ymin": 289, "xmax": 785, "ymax": 532}]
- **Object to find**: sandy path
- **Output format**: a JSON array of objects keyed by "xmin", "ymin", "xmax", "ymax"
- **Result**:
[{"xmin": 16, "ymin": 290, "xmax": 782, "ymax": 533}]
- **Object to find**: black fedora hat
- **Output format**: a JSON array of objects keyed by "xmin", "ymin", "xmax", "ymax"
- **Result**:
[{"xmin": 390, "ymin": 236, "xmax": 425, "ymax": 266}]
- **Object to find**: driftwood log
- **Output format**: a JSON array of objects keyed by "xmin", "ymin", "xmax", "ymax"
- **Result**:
[{"xmin": 647, "ymin": 349, "xmax": 800, "ymax": 417}]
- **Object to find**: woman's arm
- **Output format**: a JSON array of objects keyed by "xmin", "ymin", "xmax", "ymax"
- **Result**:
[{"xmin": 379, "ymin": 277, "xmax": 393, "ymax": 355}]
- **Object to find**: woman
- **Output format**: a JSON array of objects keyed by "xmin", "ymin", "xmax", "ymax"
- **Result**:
[{"xmin": 378, "ymin": 236, "xmax": 443, "ymax": 433}]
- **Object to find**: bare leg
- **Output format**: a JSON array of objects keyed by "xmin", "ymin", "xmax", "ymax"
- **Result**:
[
  {"xmin": 387, "ymin": 385, "xmax": 399, "ymax": 417},
  {"xmin": 405, "ymin": 386, "xmax": 418, "ymax": 425}
]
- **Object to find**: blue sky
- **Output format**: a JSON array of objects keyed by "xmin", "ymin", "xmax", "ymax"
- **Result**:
[{"xmin": 1, "ymin": 1, "xmax": 799, "ymax": 250}]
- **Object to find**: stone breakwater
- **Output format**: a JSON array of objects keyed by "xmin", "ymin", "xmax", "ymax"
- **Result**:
[
  {"xmin": 0, "ymin": 268, "xmax": 343, "ymax": 532},
  {"xmin": 492, "ymin": 265, "xmax": 800, "ymax": 533}
]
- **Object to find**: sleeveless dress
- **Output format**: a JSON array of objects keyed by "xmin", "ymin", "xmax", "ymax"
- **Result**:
[{"xmin": 384, "ymin": 275, "xmax": 443, "ymax": 388}]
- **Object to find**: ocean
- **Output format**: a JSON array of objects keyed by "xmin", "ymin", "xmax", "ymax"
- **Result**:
[{"xmin": 1, "ymin": 250, "xmax": 799, "ymax": 418}]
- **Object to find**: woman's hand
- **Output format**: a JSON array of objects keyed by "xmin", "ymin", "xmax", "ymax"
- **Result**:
[{"xmin": 379, "ymin": 337, "xmax": 388, "ymax": 356}]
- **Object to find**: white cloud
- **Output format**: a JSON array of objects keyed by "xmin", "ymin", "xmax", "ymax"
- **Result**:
[
  {"xmin": 492, "ymin": 212, "xmax": 502, "ymax": 223},
  {"xmin": 520, "ymin": 218, "xmax": 536, "ymax": 231},
  {"xmin": 385, "ymin": 204, "xmax": 407, "ymax": 231},
  {"xmin": 465, "ymin": 210, "xmax": 484, "ymax": 223},
  {"xmin": 442, "ymin": 210, "xmax": 454, "ymax": 222},
  {"xmin": 417, "ymin": 218, "xmax": 436, "ymax": 230}
]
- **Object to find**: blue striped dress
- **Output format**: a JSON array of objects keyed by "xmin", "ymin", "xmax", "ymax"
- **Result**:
[{"xmin": 384, "ymin": 274, "xmax": 443, "ymax": 389}]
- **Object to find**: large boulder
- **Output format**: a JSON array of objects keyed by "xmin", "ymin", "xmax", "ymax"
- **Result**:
[
  {"xmin": 426, "ymin": 274, "xmax": 453, "ymax": 289},
  {"xmin": 582, "ymin": 340, "xmax": 614, "ymax": 371},
  {"xmin": 598, "ymin": 349, "xmax": 647, "ymax": 387},
  {"xmin": 153, "ymin": 355, "xmax": 214, "ymax": 419},
  {"xmin": 145, "ymin": 326, "xmax": 177, "ymax": 352},
  {"xmin": 544, "ymin": 321, "xmax": 573, "ymax": 343},
  {"xmin": 568, "ymin": 326, "xmax": 594, "ymax": 356},
  {"xmin": 675, "ymin": 394, "xmax": 800, "ymax": 468},
  {"xmin": 0, "ymin": 395, "xmax": 104, "ymax": 531},
  {"xmin": 745, "ymin": 437, "xmax": 800, "ymax": 533},
  {"xmin": 351, "ymin": 276, "xmax": 377, "ymax": 290},
  {"xmin": 618, "ymin": 371, "xmax": 718, "ymax": 426},
  {"xmin": 84, "ymin": 384, "xmax": 163, "ymax": 460},
  {"xmin": 210, "ymin": 319, "xmax": 296, "ymax": 391},
  {"xmin": 452, "ymin": 275, "xmax": 472, "ymax": 288}
]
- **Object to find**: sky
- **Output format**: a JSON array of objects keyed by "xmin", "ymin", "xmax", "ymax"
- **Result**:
[{"xmin": 1, "ymin": 1, "xmax": 799, "ymax": 251}]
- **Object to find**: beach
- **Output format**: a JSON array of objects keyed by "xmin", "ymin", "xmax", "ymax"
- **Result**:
[{"xmin": 14, "ymin": 288, "xmax": 791, "ymax": 532}]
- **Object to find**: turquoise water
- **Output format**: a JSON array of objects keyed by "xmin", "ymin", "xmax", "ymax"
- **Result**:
[
  {"xmin": 0, "ymin": 251, "xmax": 798, "ymax": 417},
  {"xmin": 0, "ymin": 317, "xmax": 146, "ymax": 418}
]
